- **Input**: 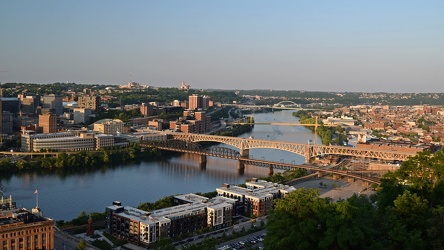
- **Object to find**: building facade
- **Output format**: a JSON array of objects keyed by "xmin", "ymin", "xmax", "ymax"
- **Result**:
[
  {"xmin": 106, "ymin": 195, "xmax": 233, "ymax": 247},
  {"xmin": 0, "ymin": 194, "xmax": 54, "ymax": 250},
  {"xmin": 140, "ymin": 103, "xmax": 154, "ymax": 117},
  {"xmin": 42, "ymin": 94, "xmax": 63, "ymax": 116},
  {"xmin": 78, "ymin": 95, "xmax": 100, "ymax": 111},
  {"xmin": 73, "ymin": 108, "xmax": 92, "ymax": 124},
  {"xmin": 216, "ymin": 179, "xmax": 295, "ymax": 217},
  {"xmin": 1, "ymin": 111, "xmax": 13, "ymax": 134},
  {"xmin": 93, "ymin": 119, "xmax": 125, "ymax": 135},
  {"xmin": 39, "ymin": 113, "xmax": 57, "ymax": 133}
]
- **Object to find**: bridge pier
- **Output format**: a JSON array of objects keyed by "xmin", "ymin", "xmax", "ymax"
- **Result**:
[
  {"xmin": 362, "ymin": 181, "xmax": 369, "ymax": 187},
  {"xmin": 333, "ymin": 174, "xmax": 341, "ymax": 180},
  {"xmin": 238, "ymin": 160, "xmax": 245, "ymax": 175},
  {"xmin": 199, "ymin": 155, "xmax": 207, "ymax": 170},
  {"xmin": 240, "ymin": 149, "xmax": 250, "ymax": 158},
  {"xmin": 268, "ymin": 166, "xmax": 274, "ymax": 176},
  {"xmin": 305, "ymin": 146, "xmax": 311, "ymax": 164},
  {"xmin": 347, "ymin": 177, "xmax": 355, "ymax": 183},
  {"xmin": 317, "ymin": 171, "xmax": 324, "ymax": 178}
]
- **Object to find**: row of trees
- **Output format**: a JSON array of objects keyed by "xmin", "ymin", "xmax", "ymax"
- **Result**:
[
  {"xmin": 217, "ymin": 117, "xmax": 254, "ymax": 137},
  {"xmin": 0, "ymin": 144, "xmax": 159, "ymax": 172},
  {"xmin": 293, "ymin": 111, "xmax": 347, "ymax": 146},
  {"xmin": 260, "ymin": 169, "xmax": 307, "ymax": 184},
  {"xmin": 265, "ymin": 150, "xmax": 444, "ymax": 249}
]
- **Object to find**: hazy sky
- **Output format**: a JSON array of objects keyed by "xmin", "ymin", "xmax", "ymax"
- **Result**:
[{"xmin": 1, "ymin": 1, "xmax": 443, "ymax": 92}]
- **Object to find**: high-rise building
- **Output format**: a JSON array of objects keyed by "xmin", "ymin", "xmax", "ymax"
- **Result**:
[
  {"xmin": 73, "ymin": 108, "xmax": 92, "ymax": 124},
  {"xmin": 1, "ymin": 97, "xmax": 19, "ymax": 115},
  {"xmin": 39, "ymin": 113, "xmax": 57, "ymax": 133},
  {"xmin": 2, "ymin": 111, "xmax": 13, "ymax": 134},
  {"xmin": 188, "ymin": 94, "xmax": 203, "ymax": 110},
  {"xmin": 78, "ymin": 95, "xmax": 100, "ymax": 111},
  {"xmin": 140, "ymin": 103, "xmax": 154, "ymax": 117},
  {"xmin": 42, "ymin": 94, "xmax": 63, "ymax": 116},
  {"xmin": 19, "ymin": 93, "xmax": 40, "ymax": 117},
  {"xmin": 188, "ymin": 94, "xmax": 213, "ymax": 111}
]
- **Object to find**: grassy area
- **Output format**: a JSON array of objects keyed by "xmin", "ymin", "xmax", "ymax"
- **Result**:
[
  {"xmin": 103, "ymin": 232, "xmax": 127, "ymax": 246},
  {"xmin": 92, "ymin": 239, "xmax": 112, "ymax": 250}
]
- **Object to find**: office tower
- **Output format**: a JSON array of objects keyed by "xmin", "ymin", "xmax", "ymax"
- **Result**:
[
  {"xmin": 39, "ymin": 113, "xmax": 57, "ymax": 133},
  {"xmin": 42, "ymin": 94, "xmax": 63, "ymax": 116}
]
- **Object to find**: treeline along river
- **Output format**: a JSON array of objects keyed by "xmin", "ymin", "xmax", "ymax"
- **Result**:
[{"xmin": 1, "ymin": 110, "xmax": 320, "ymax": 221}]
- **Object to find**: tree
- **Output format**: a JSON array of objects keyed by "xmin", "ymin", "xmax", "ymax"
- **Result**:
[
  {"xmin": 384, "ymin": 191, "xmax": 430, "ymax": 249},
  {"xmin": 265, "ymin": 189, "xmax": 380, "ymax": 250},
  {"xmin": 264, "ymin": 188, "xmax": 327, "ymax": 250}
]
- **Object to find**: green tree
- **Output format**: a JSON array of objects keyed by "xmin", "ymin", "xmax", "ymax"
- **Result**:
[
  {"xmin": 384, "ymin": 191, "xmax": 430, "ymax": 249},
  {"xmin": 264, "ymin": 188, "xmax": 327, "ymax": 250}
]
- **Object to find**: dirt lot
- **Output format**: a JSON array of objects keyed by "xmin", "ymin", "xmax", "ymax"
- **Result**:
[{"xmin": 292, "ymin": 177, "xmax": 375, "ymax": 201}]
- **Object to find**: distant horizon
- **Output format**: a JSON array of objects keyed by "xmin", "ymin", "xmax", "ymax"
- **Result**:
[
  {"xmin": 1, "ymin": 1, "xmax": 443, "ymax": 93},
  {"xmin": 1, "ymin": 81, "xmax": 443, "ymax": 94}
]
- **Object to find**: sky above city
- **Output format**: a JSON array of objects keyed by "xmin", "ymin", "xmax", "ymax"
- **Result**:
[{"xmin": 1, "ymin": 1, "xmax": 443, "ymax": 93}]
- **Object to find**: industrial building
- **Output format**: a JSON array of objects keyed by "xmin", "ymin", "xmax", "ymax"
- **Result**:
[{"xmin": 0, "ymin": 193, "xmax": 54, "ymax": 250}]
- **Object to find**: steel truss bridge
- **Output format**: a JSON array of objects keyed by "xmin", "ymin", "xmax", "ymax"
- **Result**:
[
  {"xmin": 141, "ymin": 139, "xmax": 382, "ymax": 184},
  {"xmin": 142, "ymin": 140, "xmax": 241, "ymax": 159},
  {"xmin": 162, "ymin": 133, "xmax": 415, "ymax": 162}
]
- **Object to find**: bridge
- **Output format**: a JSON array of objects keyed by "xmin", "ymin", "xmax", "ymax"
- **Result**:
[
  {"xmin": 221, "ymin": 103, "xmax": 309, "ymax": 111},
  {"xmin": 141, "ymin": 139, "xmax": 382, "ymax": 184},
  {"xmin": 0, "ymin": 151, "xmax": 60, "ymax": 158},
  {"xmin": 161, "ymin": 132, "xmax": 416, "ymax": 162}
]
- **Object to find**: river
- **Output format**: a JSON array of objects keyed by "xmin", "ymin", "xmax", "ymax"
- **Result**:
[{"xmin": 0, "ymin": 110, "xmax": 321, "ymax": 221}]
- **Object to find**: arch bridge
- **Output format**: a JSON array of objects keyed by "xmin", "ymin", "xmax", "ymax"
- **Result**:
[
  {"xmin": 273, "ymin": 100, "xmax": 300, "ymax": 107},
  {"xmin": 165, "ymin": 133, "xmax": 415, "ymax": 162},
  {"xmin": 142, "ymin": 139, "xmax": 382, "ymax": 184}
]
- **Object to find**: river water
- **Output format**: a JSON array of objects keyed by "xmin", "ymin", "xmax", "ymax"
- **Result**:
[{"xmin": 1, "ymin": 110, "xmax": 320, "ymax": 221}]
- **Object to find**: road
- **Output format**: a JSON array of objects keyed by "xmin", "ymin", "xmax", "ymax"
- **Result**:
[{"xmin": 54, "ymin": 228, "xmax": 100, "ymax": 250}]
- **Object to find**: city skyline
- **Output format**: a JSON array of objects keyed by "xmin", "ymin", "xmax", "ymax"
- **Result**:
[{"xmin": 1, "ymin": 1, "xmax": 443, "ymax": 93}]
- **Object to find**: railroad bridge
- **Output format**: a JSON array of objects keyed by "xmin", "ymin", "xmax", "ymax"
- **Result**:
[{"xmin": 165, "ymin": 132, "xmax": 416, "ymax": 163}]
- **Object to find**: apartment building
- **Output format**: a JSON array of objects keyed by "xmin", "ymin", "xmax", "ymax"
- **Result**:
[
  {"xmin": 216, "ymin": 179, "xmax": 296, "ymax": 217},
  {"xmin": 78, "ymin": 95, "xmax": 100, "ymax": 111},
  {"xmin": 106, "ymin": 195, "xmax": 233, "ymax": 247}
]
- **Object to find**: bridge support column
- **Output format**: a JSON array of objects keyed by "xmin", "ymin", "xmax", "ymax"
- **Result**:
[
  {"xmin": 305, "ymin": 146, "xmax": 311, "ymax": 164},
  {"xmin": 362, "ymin": 181, "xmax": 369, "ymax": 187},
  {"xmin": 238, "ymin": 160, "xmax": 245, "ymax": 175},
  {"xmin": 347, "ymin": 177, "xmax": 355, "ymax": 183},
  {"xmin": 199, "ymin": 155, "xmax": 207, "ymax": 170},
  {"xmin": 317, "ymin": 171, "xmax": 324, "ymax": 178},
  {"xmin": 268, "ymin": 166, "xmax": 274, "ymax": 176},
  {"xmin": 240, "ymin": 149, "xmax": 250, "ymax": 158},
  {"xmin": 333, "ymin": 174, "xmax": 341, "ymax": 180}
]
